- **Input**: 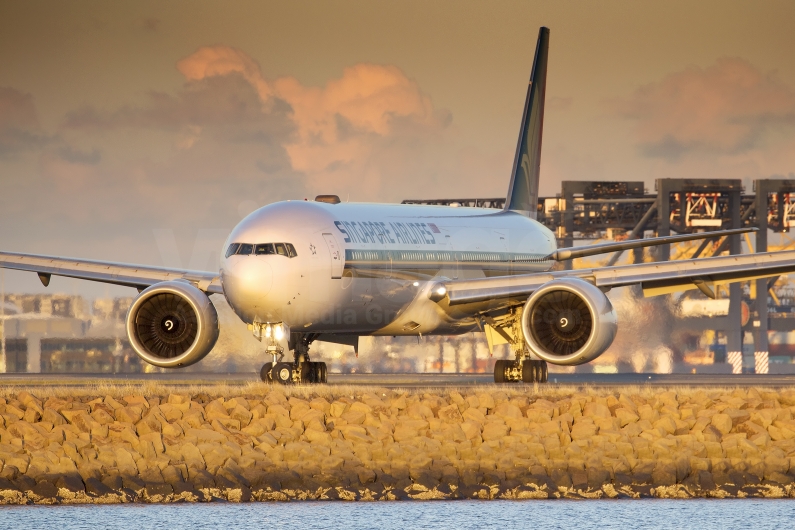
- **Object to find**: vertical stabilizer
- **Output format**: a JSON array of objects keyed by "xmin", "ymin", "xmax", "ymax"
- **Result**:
[{"xmin": 504, "ymin": 27, "xmax": 549, "ymax": 218}]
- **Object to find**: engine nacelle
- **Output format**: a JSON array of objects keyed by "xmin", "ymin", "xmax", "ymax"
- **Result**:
[
  {"xmin": 521, "ymin": 278, "xmax": 617, "ymax": 366},
  {"xmin": 126, "ymin": 281, "xmax": 219, "ymax": 368}
]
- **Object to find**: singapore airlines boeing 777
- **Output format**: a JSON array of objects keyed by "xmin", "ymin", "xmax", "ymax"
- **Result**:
[{"xmin": 2, "ymin": 28, "xmax": 791, "ymax": 383}]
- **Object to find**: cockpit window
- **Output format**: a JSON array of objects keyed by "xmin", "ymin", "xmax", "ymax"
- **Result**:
[
  {"xmin": 255, "ymin": 243, "xmax": 275, "ymax": 255},
  {"xmin": 231, "ymin": 242, "xmax": 296, "ymax": 257}
]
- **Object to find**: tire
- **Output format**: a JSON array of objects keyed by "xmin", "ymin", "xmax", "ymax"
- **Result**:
[
  {"xmin": 299, "ymin": 362, "xmax": 311, "ymax": 384},
  {"xmin": 306, "ymin": 362, "xmax": 317, "ymax": 383},
  {"xmin": 494, "ymin": 359, "xmax": 508, "ymax": 383},
  {"xmin": 271, "ymin": 362, "xmax": 293, "ymax": 385},
  {"xmin": 319, "ymin": 362, "xmax": 327, "ymax": 383},
  {"xmin": 521, "ymin": 361, "xmax": 535, "ymax": 383},
  {"xmin": 540, "ymin": 361, "xmax": 549, "ymax": 383},
  {"xmin": 260, "ymin": 362, "xmax": 273, "ymax": 383}
]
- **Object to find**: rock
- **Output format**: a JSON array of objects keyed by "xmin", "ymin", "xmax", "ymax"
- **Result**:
[
  {"xmin": 711, "ymin": 414, "xmax": 733, "ymax": 435},
  {"xmin": 329, "ymin": 401, "xmax": 348, "ymax": 418},
  {"xmin": 493, "ymin": 403, "xmax": 522, "ymax": 419},
  {"xmin": 583, "ymin": 402, "xmax": 611, "ymax": 419},
  {"xmin": 42, "ymin": 409, "xmax": 67, "ymax": 426},
  {"xmin": 55, "ymin": 474, "xmax": 85, "ymax": 493},
  {"xmin": 653, "ymin": 416, "xmax": 677, "ymax": 436},
  {"xmin": 145, "ymin": 483, "xmax": 173, "ymax": 499},
  {"xmin": 477, "ymin": 393, "xmax": 495, "ymax": 410},
  {"xmin": 115, "ymin": 407, "xmax": 143, "ymax": 424},
  {"xmin": 85, "ymin": 477, "xmax": 114, "ymax": 496},
  {"xmin": 571, "ymin": 422, "xmax": 598, "ymax": 440},
  {"xmin": 615, "ymin": 408, "xmax": 639, "ymax": 427},
  {"xmin": 482, "ymin": 422, "xmax": 509, "ymax": 441},
  {"xmin": 30, "ymin": 480, "xmax": 59, "ymax": 499}
]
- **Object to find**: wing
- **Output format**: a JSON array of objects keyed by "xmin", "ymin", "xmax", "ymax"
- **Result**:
[
  {"xmin": 434, "ymin": 249, "xmax": 795, "ymax": 306},
  {"xmin": 545, "ymin": 228, "xmax": 755, "ymax": 261},
  {"xmin": 0, "ymin": 251, "xmax": 222, "ymax": 294}
]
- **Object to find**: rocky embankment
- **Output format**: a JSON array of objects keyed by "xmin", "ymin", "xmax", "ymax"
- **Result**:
[{"xmin": 2, "ymin": 385, "xmax": 795, "ymax": 503}]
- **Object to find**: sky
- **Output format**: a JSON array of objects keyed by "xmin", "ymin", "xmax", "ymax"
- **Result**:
[{"xmin": 1, "ymin": 0, "xmax": 795, "ymax": 297}]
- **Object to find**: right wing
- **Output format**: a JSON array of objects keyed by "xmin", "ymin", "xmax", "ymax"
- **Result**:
[
  {"xmin": 545, "ymin": 228, "xmax": 755, "ymax": 261},
  {"xmin": 436, "ymin": 249, "xmax": 795, "ymax": 306},
  {"xmin": 0, "ymin": 251, "xmax": 222, "ymax": 294}
]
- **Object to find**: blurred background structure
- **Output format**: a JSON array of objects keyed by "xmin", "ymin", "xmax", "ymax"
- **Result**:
[{"xmin": 4, "ymin": 177, "xmax": 795, "ymax": 376}]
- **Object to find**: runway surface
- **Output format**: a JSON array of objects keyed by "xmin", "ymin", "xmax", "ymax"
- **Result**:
[{"xmin": 1, "ymin": 372, "xmax": 795, "ymax": 387}]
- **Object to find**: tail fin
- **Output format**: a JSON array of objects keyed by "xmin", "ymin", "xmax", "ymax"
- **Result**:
[{"xmin": 504, "ymin": 27, "xmax": 549, "ymax": 219}]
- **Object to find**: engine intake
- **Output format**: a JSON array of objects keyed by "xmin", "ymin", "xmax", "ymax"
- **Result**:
[
  {"xmin": 126, "ymin": 281, "xmax": 219, "ymax": 368},
  {"xmin": 521, "ymin": 278, "xmax": 617, "ymax": 365}
]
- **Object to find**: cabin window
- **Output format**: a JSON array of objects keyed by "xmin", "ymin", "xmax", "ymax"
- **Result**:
[
  {"xmin": 237, "ymin": 244, "xmax": 254, "ymax": 255},
  {"xmin": 255, "ymin": 244, "xmax": 275, "ymax": 255},
  {"xmin": 225, "ymin": 243, "xmax": 240, "ymax": 258}
]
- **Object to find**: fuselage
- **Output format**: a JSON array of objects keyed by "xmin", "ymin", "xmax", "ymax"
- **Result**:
[{"xmin": 220, "ymin": 200, "xmax": 557, "ymax": 336}]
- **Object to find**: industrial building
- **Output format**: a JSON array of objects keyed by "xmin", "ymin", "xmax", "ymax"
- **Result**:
[
  {"xmin": 0, "ymin": 294, "xmax": 142, "ymax": 373},
  {"xmin": 405, "ymin": 177, "xmax": 795, "ymax": 375}
]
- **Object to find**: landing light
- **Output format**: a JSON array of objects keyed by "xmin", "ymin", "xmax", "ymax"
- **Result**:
[
  {"xmin": 265, "ymin": 324, "xmax": 272, "ymax": 338},
  {"xmin": 274, "ymin": 324, "xmax": 284, "ymax": 341},
  {"xmin": 413, "ymin": 281, "xmax": 419, "ymax": 287},
  {"xmin": 428, "ymin": 284, "xmax": 447, "ymax": 302}
]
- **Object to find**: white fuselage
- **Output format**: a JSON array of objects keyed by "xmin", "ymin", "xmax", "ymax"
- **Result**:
[{"xmin": 220, "ymin": 201, "xmax": 557, "ymax": 336}]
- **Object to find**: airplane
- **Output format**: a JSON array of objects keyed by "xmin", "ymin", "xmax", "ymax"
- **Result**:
[{"xmin": 2, "ymin": 27, "xmax": 792, "ymax": 385}]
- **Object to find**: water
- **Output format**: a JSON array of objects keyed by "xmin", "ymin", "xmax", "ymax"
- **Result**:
[{"xmin": 0, "ymin": 500, "xmax": 793, "ymax": 530}]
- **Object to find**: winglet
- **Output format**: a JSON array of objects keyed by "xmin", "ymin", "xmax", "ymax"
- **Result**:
[{"xmin": 504, "ymin": 26, "xmax": 549, "ymax": 219}]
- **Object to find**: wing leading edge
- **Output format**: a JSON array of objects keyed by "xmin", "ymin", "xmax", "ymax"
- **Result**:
[
  {"xmin": 436, "ymin": 249, "xmax": 795, "ymax": 306},
  {"xmin": 0, "ymin": 251, "xmax": 222, "ymax": 294}
]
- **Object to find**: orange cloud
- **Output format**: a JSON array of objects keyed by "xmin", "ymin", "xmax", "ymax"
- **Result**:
[
  {"xmin": 176, "ymin": 46, "xmax": 446, "ymax": 192},
  {"xmin": 616, "ymin": 58, "xmax": 795, "ymax": 159}
]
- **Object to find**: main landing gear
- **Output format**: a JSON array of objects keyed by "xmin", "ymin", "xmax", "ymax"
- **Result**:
[
  {"xmin": 486, "ymin": 307, "xmax": 548, "ymax": 384},
  {"xmin": 494, "ymin": 358, "xmax": 548, "ymax": 383},
  {"xmin": 259, "ymin": 332, "xmax": 327, "ymax": 385}
]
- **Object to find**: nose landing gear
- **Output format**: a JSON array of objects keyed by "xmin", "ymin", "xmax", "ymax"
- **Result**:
[{"xmin": 258, "ymin": 332, "xmax": 327, "ymax": 384}]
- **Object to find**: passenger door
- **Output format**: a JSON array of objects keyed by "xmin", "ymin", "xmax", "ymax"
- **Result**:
[{"xmin": 322, "ymin": 233, "xmax": 343, "ymax": 279}]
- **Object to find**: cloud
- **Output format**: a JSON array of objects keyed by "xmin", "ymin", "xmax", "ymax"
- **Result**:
[
  {"xmin": 615, "ymin": 58, "xmax": 795, "ymax": 160},
  {"xmin": 174, "ymin": 46, "xmax": 449, "ymax": 192},
  {"xmin": 142, "ymin": 17, "xmax": 159, "ymax": 33},
  {"xmin": 0, "ymin": 87, "xmax": 50, "ymax": 156},
  {"xmin": 58, "ymin": 146, "xmax": 101, "ymax": 165}
]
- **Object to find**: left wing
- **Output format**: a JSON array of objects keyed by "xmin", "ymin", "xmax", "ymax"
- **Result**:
[
  {"xmin": 0, "ymin": 251, "xmax": 222, "ymax": 294},
  {"xmin": 433, "ymin": 249, "xmax": 795, "ymax": 306}
]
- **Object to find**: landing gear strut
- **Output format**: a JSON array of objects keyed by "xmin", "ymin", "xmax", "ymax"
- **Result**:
[
  {"xmin": 488, "ymin": 308, "xmax": 548, "ymax": 384},
  {"xmin": 258, "ymin": 332, "xmax": 327, "ymax": 385}
]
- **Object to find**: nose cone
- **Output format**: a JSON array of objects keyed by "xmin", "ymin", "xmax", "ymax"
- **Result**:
[{"xmin": 221, "ymin": 257, "xmax": 273, "ymax": 322}]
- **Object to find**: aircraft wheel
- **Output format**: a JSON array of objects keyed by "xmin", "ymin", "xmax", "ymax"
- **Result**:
[
  {"xmin": 521, "ymin": 361, "xmax": 536, "ymax": 383},
  {"xmin": 539, "ymin": 360, "xmax": 548, "ymax": 383},
  {"xmin": 305, "ymin": 362, "xmax": 317, "ymax": 383},
  {"xmin": 494, "ymin": 360, "xmax": 508, "ymax": 383},
  {"xmin": 260, "ymin": 362, "xmax": 273, "ymax": 384},
  {"xmin": 297, "ymin": 361, "xmax": 311, "ymax": 383},
  {"xmin": 317, "ymin": 363, "xmax": 328, "ymax": 383},
  {"xmin": 271, "ymin": 362, "xmax": 293, "ymax": 385}
]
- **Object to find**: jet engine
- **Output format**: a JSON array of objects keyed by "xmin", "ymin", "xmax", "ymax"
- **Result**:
[
  {"xmin": 126, "ymin": 281, "xmax": 219, "ymax": 368},
  {"xmin": 521, "ymin": 277, "xmax": 617, "ymax": 365}
]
